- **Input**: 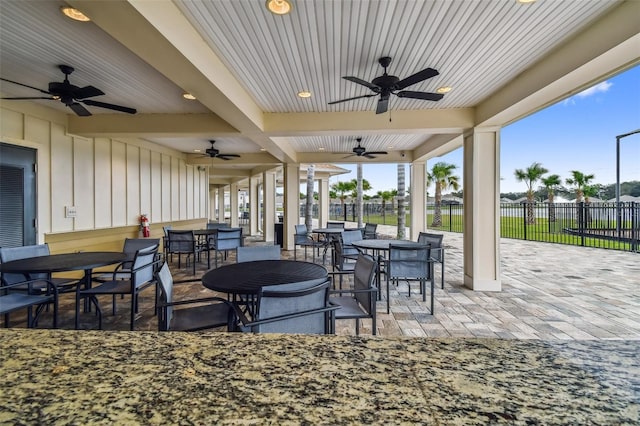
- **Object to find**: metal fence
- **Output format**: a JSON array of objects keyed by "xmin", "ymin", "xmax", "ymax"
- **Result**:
[{"xmin": 318, "ymin": 202, "xmax": 640, "ymax": 252}]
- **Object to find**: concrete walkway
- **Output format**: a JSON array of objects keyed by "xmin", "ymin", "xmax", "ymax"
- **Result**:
[{"xmin": 341, "ymin": 222, "xmax": 640, "ymax": 339}]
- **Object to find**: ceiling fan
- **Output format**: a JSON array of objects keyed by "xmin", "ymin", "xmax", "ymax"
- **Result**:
[
  {"xmin": 203, "ymin": 140, "xmax": 240, "ymax": 160},
  {"xmin": 344, "ymin": 138, "xmax": 387, "ymax": 159},
  {"xmin": 0, "ymin": 64, "xmax": 137, "ymax": 117},
  {"xmin": 328, "ymin": 56, "xmax": 444, "ymax": 114}
]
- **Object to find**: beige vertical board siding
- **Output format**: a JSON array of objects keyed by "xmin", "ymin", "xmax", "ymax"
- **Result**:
[
  {"xmin": 171, "ymin": 157, "xmax": 179, "ymax": 220},
  {"xmin": 139, "ymin": 148, "xmax": 151, "ymax": 223},
  {"xmin": 73, "ymin": 137, "xmax": 95, "ymax": 230},
  {"xmin": 126, "ymin": 144, "xmax": 141, "ymax": 225},
  {"xmin": 0, "ymin": 109, "xmax": 23, "ymax": 139},
  {"xmin": 161, "ymin": 154, "xmax": 171, "ymax": 222},
  {"xmin": 186, "ymin": 164, "xmax": 194, "ymax": 219},
  {"xmin": 150, "ymin": 151, "xmax": 162, "ymax": 224},
  {"xmin": 179, "ymin": 160, "xmax": 187, "ymax": 220},
  {"xmin": 94, "ymin": 138, "xmax": 112, "ymax": 228},
  {"xmin": 50, "ymin": 123, "xmax": 73, "ymax": 232},
  {"xmin": 111, "ymin": 141, "xmax": 127, "ymax": 226}
]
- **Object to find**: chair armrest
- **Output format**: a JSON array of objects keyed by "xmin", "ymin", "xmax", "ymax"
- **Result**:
[
  {"xmin": 158, "ymin": 296, "xmax": 232, "ymax": 309},
  {"xmin": 234, "ymin": 304, "xmax": 340, "ymax": 329},
  {"xmin": 172, "ymin": 278, "xmax": 203, "ymax": 285},
  {"xmin": 329, "ymin": 286, "xmax": 377, "ymax": 296},
  {"xmin": 1, "ymin": 279, "xmax": 59, "ymax": 296}
]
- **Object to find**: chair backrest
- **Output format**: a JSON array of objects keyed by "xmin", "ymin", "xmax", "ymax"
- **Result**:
[
  {"xmin": 331, "ymin": 238, "xmax": 356, "ymax": 271},
  {"xmin": 155, "ymin": 262, "xmax": 174, "ymax": 331},
  {"xmin": 353, "ymin": 254, "xmax": 377, "ymax": 311},
  {"xmin": 340, "ymin": 229, "xmax": 362, "ymax": 256},
  {"xmin": 162, "ymin": 225, "xmax": 173, "ymax": 237},
  {"xmin": 326, "ymin": 221, "xmax": 345, "ymax": 229},
  {"xmin": 236, "ymin": 245, "xmax": 281, "ymax": 263},
  {"xmin": 417, "ymin": 232, "xmax": 444, "ymax": 261},
  {"xmin": 131, "ymin": 244, "xmax": 159, "ymax": 288},
  {"xmin": 122, "ymin": 238, "xmax": 160, "ymax": 264},
  {"xmin": 388, "ymin": 244, "xmax": 430, "ymax": 279},
  {"xmin": 0, "ymin": 244, "xmax": 51, "ymax": 284},
  {"xmin": 215, "ymin": 228, "xmax": 242, "ymax": 251},
  {"xmin": 294, "ymin": 224, "xmax": 310, "ymax": 244},
  {"xmin": 166, "ymin": 230, "xmax": 195, "ymax": 253},
  {"xmin": 207, "ymin": 222, "xmax": 229, "ymax": 230},
  {"xmin": 364, "ymin": 223, "xmax": 378, "ymax": 239},
  {"xmin": 254, "ymin": 278, "xmax": 331, "ymax": 334}
]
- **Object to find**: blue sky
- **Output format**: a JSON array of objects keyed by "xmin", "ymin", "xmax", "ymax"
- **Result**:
[{"xmin": 329, "ymin": 64, "xmax": 640, "ymax": 195}]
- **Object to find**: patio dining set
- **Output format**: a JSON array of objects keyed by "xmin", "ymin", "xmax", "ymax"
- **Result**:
[{"xmin": 0, "ymin": 221, "xmax": 445, "ymax": 336}]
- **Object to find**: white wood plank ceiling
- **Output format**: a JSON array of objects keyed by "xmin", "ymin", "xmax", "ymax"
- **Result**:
[{"xmin": 0, "ymin": 0, "xmax": 628, "ymax": 161}]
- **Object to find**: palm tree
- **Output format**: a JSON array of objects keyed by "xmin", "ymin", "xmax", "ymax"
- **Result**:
[
  {"xmin": 331, "ymin": 180, "xmax": 355, "ymax": 220},
  {"xmin": 541, "ymin": 174, "xmax": 561, "ymax": 223},
  {"xmin": 376, "ymin": 190, "xmax": 395, "ymax": 224},
  {"xmin": 305, "ymin": 164, "xmax": 315, "ymax": 230},
  {"xmin": 397, "ymin": 164, "xmax": 406, "ymax": 239},
  {"xmin": 349, "ymin": 174, "xmax": 372, "ymax": 228},
  {"xmin": 566, "ymin": 170, "xmax": 595, "ymax": 229},
  {"xmin": 565, "ymin": 170, "xmax": 595, "ymax": 203},
  {"xmin": 514, "ymin": 162, "xmax": 548, "ymax": 225},
  {"xmin": 427, "ymin": 162, "xmax": 460, "ymax": 227}
]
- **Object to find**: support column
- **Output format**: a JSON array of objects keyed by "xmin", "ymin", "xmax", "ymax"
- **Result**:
[
  {"xmin": 318, "ymin": 178, "xmax": 330, "ymax": 228},
  {"xmin": 209, "ymin": 185, "xmax": 216, "ymax": 222},
  {"xmin": 229, "ymin": 182, "xmax": 239, "ymax": 228},
  {"xmin": 410, "ymin": 161, "xmax": 427, "ymax": 240},
  {"xmin": 217, "ymin": 186, "xmax": 226, "ymax": 223},
  {"xmin": 463, "ymin": 128, "xmax": 501, "ymax": 291},
  {"xmin": 249, "ymin": 176, "xmax": 260, "ymax": 236},
  {"xmin": 283, "ymin": 163, "xmax": 300, "ymax": 251},
  {"xmin": 262, "ymin": 171, "xmax": 276, "ymax": 243}
]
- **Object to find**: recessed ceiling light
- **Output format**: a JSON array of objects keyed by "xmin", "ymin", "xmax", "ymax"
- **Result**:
[
  {"xmin": 436, "ymin": 86, "xmax": 452, "ymax": 94},
  {"xmin": 60, "ymin": 6, "xmax": 90, "ymax": 22},
  {"xmin": 517, "ymin": 0, "xmax": 537, "ymax": 3},
  {"xmin": 194, "ymin": 149, "xmax": 201, "ymax": 153},
  {"xmin": 297, "ymin": 91, "xmax": 312, "ymax": 98},
  {"xmin": 182, "ymin": 93, "xmax": 196, "ymax": 100},
  {"xmin": 266, "ymin": 0, "xmax": 292, "ymax": 15},
  {"xmin": 260, "ymin": 148, "xmax": 267, "ymax": 151},
  {"xmin": 318, "ymin": 147, "xmax": 325, "ymax": 151},
  {"xmin": 387, "ymin": 146, "xmax": 394, "ymax": 149}
]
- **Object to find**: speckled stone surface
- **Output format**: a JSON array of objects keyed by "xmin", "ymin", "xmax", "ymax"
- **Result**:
[{"xmin": 1, "ymin": 330, "xmax": 638, "ymax": 425}]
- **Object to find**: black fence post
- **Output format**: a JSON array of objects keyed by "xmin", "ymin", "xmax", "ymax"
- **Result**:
[
  {"xmin": 449, "ymin": 204, "xmax": 453, "ymax": 232},
  {"xmin": 522, "ymin": 202, "xmax": 527, "ymax": 241}
]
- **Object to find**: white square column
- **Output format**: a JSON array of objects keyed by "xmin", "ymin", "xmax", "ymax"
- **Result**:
[
  {"xmin": 283, "ymin": 163, "xmax": 300, "ymax": 251},
  {"xmin": 463, "ymin": 128, "xmax": 501, "ymax": 291},
  {"xmin": 262, "ymin": 170, "xmax": 276, "ymax": 243},
  {"xmin": 249, "ymin": 176, "xmax": 260, "ymax": 236},
  {"xmin": 209, "ymin": 185, "xmax": 216, "ymax": 220},
  {"xmin": 229, "ymin": 182, "xmax": 239, "ymax": 228},
  {"xmin": 217, "ymin": 185, "xmax": 226, "ymax": 223},
  {"xmin": 318, "ymin": 177, "xmax": 330, "ymax": 228},
  {"xmin": 410, "ymin": 161, "xmax": 427, "ymax": 240}
]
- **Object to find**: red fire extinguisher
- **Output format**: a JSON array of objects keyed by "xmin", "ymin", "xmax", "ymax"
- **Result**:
[{"xmin": 140, "ymin": 214, "xmax": 150, "ymax": 237}]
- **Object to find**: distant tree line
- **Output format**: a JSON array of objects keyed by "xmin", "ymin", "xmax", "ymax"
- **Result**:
[{"xmin": 500, "ymin": 180, "xmax": 640, "ymax": 202}]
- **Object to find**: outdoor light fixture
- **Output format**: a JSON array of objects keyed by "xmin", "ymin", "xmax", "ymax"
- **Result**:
[
  {"xmin": 182, "ymin": 93, "xmax": 197, "ymax": 100},
  {"xmin": 517, "ymin": 0, "xmax": 537, "ymax": 3},
  {"xmin": 297, "ymin": 90, "xmax": 312, "ymax": 98},
  {"xmin": 266, "ymin": 0, "xmax": 292, "ymax": 15},
  {"xmin": 436, "ymin": 86, "xmax": 452, "ymax": 94},
  {"xmin": 61, "ymin": 6, "xmax": 90, "ymax": 22}
]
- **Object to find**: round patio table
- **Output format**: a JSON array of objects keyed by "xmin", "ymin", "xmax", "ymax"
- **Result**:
[
  {"xmin": 0, "ymin": 251, "xmax": 127, "ymax": 321},
  {"xmin": 202, "ymin": 260, "xmax": 327, "ymax": 296},
  {"xmin": 0, "ymin": 252, "xmax": 126, "ymax": 275}
]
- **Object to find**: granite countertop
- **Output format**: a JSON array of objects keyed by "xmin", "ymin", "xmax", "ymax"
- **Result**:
[{"xmin": 1, "ymin": 329, "xmax": 638, "ymax": 425}]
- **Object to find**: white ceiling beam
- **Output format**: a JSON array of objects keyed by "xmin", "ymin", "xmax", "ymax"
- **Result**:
[
  {"xmin": 68, "ymin": 113, "xmax": 238, "ymax": 138},
  {"xmin": 263, "ymin": 109, "xmax": 474, "ymax": 136}
]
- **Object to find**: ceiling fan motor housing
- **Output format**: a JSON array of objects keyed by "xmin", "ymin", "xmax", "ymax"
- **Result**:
[{"xmin": 372, "ymin": 74, "xmax": 399, "ymax": 90}]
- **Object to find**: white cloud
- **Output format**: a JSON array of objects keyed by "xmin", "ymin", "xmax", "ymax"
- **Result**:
[
  {"xmin": 575, "ymin": 80, "xmax": 612, "ymax": 98},
  {"xmin": 562, "ymin": 81, "xmax": 612, "ymax": 105}
]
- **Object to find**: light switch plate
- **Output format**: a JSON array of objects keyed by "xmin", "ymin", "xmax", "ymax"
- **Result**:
[{"xmin": 65, "ymin": 206, "xmax": 77, "ymax": 218}]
